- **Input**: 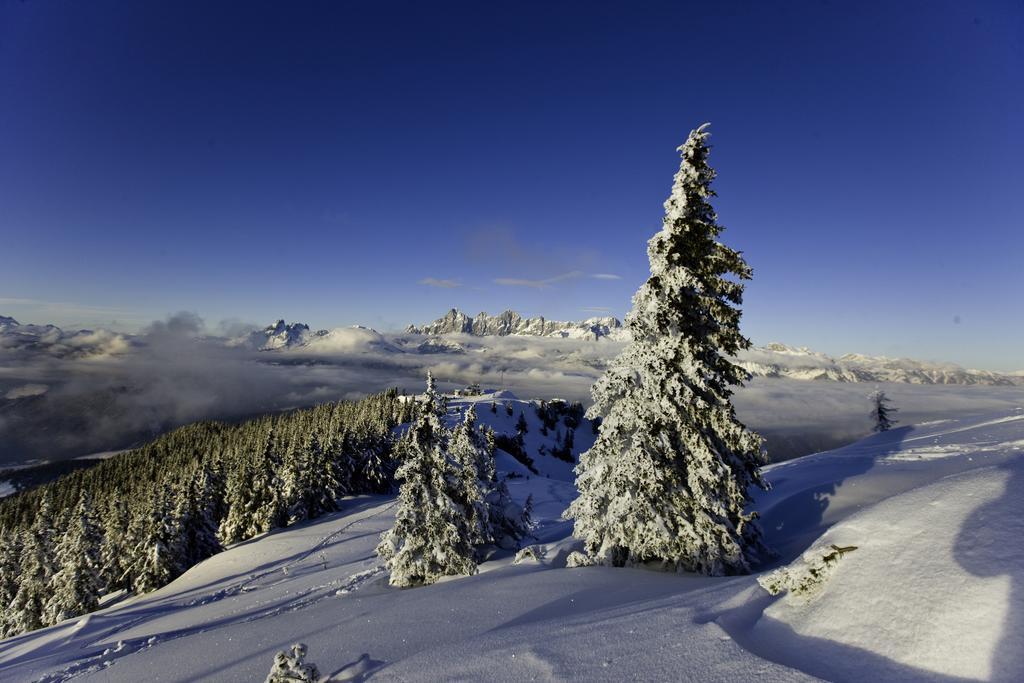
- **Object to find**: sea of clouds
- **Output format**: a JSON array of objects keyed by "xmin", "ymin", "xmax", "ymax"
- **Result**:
[{"xmin": 2, "ymin": 312, "xmax": 1023, "ymax": 466}]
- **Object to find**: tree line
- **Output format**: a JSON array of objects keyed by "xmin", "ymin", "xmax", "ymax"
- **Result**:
[
  {"xmin": 377, "ymin": 373, "xmax": 531, "ymax": 587},
  {"xmin": 0, "ymin": 389, "xmax": 416, "ymax": 638}
]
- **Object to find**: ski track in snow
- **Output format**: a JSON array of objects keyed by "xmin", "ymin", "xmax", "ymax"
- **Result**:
[{"xmin": 29, "ymin": 500, "xmax": 397, "ymax": 682}]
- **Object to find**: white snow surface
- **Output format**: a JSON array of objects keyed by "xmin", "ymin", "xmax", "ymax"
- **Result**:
[{"xmin": 3, "ymin": 406, "xmax": 1024, "ymax": 681}]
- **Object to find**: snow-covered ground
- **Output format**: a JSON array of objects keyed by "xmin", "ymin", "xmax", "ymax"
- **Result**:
[{"xmin": 2, "ymin": 405, "xmax": 1023, "ymax": 681}]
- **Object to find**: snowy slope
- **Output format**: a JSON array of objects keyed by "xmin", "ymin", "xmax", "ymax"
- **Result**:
[
  {"xmin": 439, "ymin": 391, "xmax": 597, "ymax": 481},
  {"xmin": 3, "ymin": 409, "xmax": 1024, "ymax": 681}
]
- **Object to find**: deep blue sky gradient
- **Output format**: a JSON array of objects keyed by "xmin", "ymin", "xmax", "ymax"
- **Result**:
[{"xmin": 1, "ymin": 1, "xmax": 1021, "ymax": 369}]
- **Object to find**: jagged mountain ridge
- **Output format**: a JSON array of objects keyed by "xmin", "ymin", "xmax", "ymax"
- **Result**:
[
  {"xmin": 228, "ymin": 319, "xmax": 323, "ymax": 350},
  {"xmin": 404, "ymin": 308, "xmax": 628, "ymax": 341},
  {"xmin": 737, "ymin": 342, "xmax": 1018, "ymax": 386},
  {"xmin": 405, "ymin": 310, "xmax": 1021, "ymax": 386}
]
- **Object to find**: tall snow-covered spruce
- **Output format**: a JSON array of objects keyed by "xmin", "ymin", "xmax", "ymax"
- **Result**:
[
  {"xmin": 376, "ymin": 372, "xmax": 477, "ymax": 587},
  {"xmin": 566, "ymin": 123, "xmax": 769, "ymax": 576}
]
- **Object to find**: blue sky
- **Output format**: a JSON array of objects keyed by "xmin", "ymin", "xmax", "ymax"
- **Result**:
[{"xmin": 1, "ymin": 1, "xmax": 1021, "ymax": 369}]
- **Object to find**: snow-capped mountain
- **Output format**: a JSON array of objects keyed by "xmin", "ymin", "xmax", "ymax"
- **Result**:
[
  {"xmin": 0, "ymin": 316, "xmax": 131, "ymax": 358},
  {"xmin": 405, "ymin": 308, "xmax": 628, "ymax": 341},
  {"xmin": 228, "ymin": 319, "xmax": 325, "ymax": 350},
  {"xmin": 737, "ymin": 342, "xmax": 1019, "ymax": 386},
  {"xmin": 0, "ymin": 316, "xmax": 65, "ymax": 347},
  {"xmin": 229, "ymin": 320, "xmax": 400, "ymax": 354}
]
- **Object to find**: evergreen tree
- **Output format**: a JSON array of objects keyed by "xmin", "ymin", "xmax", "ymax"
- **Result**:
[
  {"xmin": 475, "ymin": 426, "xmax": 531, "ymax": 549},
  {"xmin": 0, "ymin": 389, "xmax": 409, "ymax": 638},
  {"xmin": 126, "ymin": 487, "xmax": 184, "ymax": 593},
  {"xmin": 485, "ymin": 482, "xmax": 532, "ymax": 550},
  {"xmin": 448, "ymin": 406, "xmax": 491, "ymax": 550},
  {"xmin": 287, "ymin": 433, "xmax": 341, "ymax": 523},
  {"xmin": 566, "ymin": 124, "xmax": 769, "ymax": 576},
  {"xmin": 0, "ymin": 529, "xmax": 22, "ymax": 637},
  {"xmin": 516, "ymin": 411, "xmax": 529, "ymax": 435},
  {"xmin": 100, "ymin": 500, "xmax": 130, "ymax": 593},
  {"xmin": 43, "ymin": 494, "xmax": 103, "ymax": 625},
  {"xmin": 869, "ymin": 389, "xmax": 898, "ymax": 432},
  {"xmin": 376, "ymin": 373, "xmax": 477, "ymax": 586},
  {"xmin": 218, "ymin": 454, "xmax": 254, "ymax": 546},
  {"xmin": 352, "ymin": 435, "xmax": 396, "ymax": 494},
  {"xmin": 254, "ymin": 432, "xmax": 289, "ymax": 532},
  {"xmin": 8, "ymin": 495, "xmax": 56, "ymax": 633},
  {"xmin": 174, "ymin": 465, "xmax": 223, "ymax": 567}
]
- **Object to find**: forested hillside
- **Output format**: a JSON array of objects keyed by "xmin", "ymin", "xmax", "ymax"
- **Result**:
[{"xmin": 0, "ymin": 389, "xmax": 416, "ymax": 638}]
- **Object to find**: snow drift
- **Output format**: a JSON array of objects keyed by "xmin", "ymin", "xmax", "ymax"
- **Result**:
[{"xmin": 2, "ymin": 406, "xmax": 1023, "ymax": 681}]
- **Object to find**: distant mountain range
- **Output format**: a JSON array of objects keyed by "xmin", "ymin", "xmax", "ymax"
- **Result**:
[
  {"xmin": 0, "ymin": 316, "xmax": 132, "ymax": 358},
  {"xmin": 3, "ymin": 310, "xmax": 1020, "ymax": 386},
  {"xmin": 405, "ymin": 308, "xmax": 628, "ymax": 341},
  {"xmin": 227, "ymin": 319, "xmax": 400, "ymax": 354},
  {"xmin": 404, "ymin": 309, "xmax": 1021, "ymax": 387},
  {"xmin": 735, "ymin": 342, "xmax": 1018, "ymax": 386}
]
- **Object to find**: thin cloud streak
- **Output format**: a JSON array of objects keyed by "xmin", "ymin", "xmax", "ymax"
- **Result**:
[
  {"xmin": 418, "ymin": 278, "xmax": 462, "ymax": 289},
  {"xmin": 0, "ymin": 298, "xmax": 142, "ymax": 326},
  {"xmin": 494, "ymin": 271, "xmax": 584, "ymax": 289}
]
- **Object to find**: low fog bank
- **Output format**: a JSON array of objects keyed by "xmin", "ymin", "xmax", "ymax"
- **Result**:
[
  {"xmin": 2, "ymin": 315, "xmax": 1021, "ymax": 465},
  {"xmin": 736, "ymin": 379, "xmax": 1024, "ymax": 461}
]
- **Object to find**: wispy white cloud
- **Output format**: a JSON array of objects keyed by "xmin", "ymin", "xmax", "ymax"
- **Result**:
[
  {"xmin": 582, "ymin": 306, "xmax": 613, "ymax": 314},
  {"xmin": 591, "ymin": 273, "xmax": 622, "ymax": 280},
  {"xmin": 494, "ymin": 271, "xmax": 584, "ymax": 289},
  {"xmin": 0, "ymin": 298, "xmax": 141, "ymax": 323},
  {"xmin": 418, "ymin": 278, "xmax": 462, "ymax": 289},
  {"xmin": 4, "ymin": 383, "xmax": 49, "ymax": 400}
]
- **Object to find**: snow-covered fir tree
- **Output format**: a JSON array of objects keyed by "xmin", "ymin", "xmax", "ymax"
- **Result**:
[
  {"xmin": 264, "ymin": 642, "xmax": 321, "ymax": 683},
  {"xmin": 487, "ymin": 480, "xmax": 533, "ymax": 550},
  {"xmin": 218, "ymin": 449, "xmax": 257, "ymax": 546},
  {"xmin": 42, "ymin": 493, "xmax": 103, "ymax": 625},
  {"xmin": 256, "ymin": 432, "xmax": 290, "ymax": 532},
  {"xmin": 376, "ymin": 372, "xmax": 477, "ymax": 587},
  {"xmin": 471, "ymin": 424, "xmax": 532, "ymax": 549},
  {"xmin": 352, "ymin": 433, "xmax": 396, "ymax": 494},
  {"xmin": 0, "ymin": 529, "xmax": 22, "ymax": 637},
  {"xmin": 286, "ymin": 433, "xmax": 342, "ymax": 524},
  {"xmin": 125, "ymin": 486, "xmax": 185, "ymax": 593},
  {"xmin": 100, "ymin": 500, "xmax": 131, "ymax": 593},
  {"xmin": 869, "ymin": 389, "xmax": 898, "ymax": 432},
  {"xmin": 173, "ymin": 465, "xmax": 223, "ymax": 568},
  {"xmin": 448, "ymin": 406, "xmax": 491, "ymax": 550},
  {"xmin": 7, "ymin": 494, "xmax": 57, "ymax": 633},
  {"xmin": 566, "ymin": 124, "xmax": 769, "ymax": 576}
]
